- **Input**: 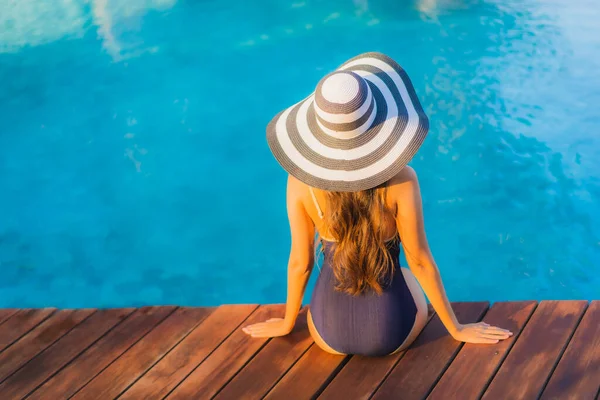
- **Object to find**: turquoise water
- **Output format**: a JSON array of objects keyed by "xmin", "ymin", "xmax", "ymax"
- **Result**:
[{"xmin": 1, "ymin": 0, "xmax": 599, "ymax": 308}]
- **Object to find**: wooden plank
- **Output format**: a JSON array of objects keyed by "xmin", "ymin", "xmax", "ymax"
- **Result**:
[
  {"xmin": 372, "ymin": 302, "xmax": 489, "ymax": 400},
  {"xmin": 0, "ymin": 309, "xmax": 18, "ymax": 325},
  {"xmin": 147, "ymin": 304, "xmax": 285, "ymax": 400},
  {"xmin": 541, "ymin": 301, "xmax": 600, "ymax": 400},
  {"xmin": 264, "ymin": 344, "xmax": 349, "ymax": 399},
  {"xmin": 320, "ymin": 307, "xmax": 436, "ymax": 400},
  {"xmin": 0, "ymin": 308, "xmax": 55, "ymax": 352},
  {"xmin": 0, "ymin": 308, "xmax": 133, "ymax": 399},
  {"xmin": 0, "ymin": 309, "xmax": 93, "ymax": 383},
  {"xmin": 28, "ymin": 306, "xmax": 179, "ymax": 400},
  {"xmin": 482, "ymin": 300, "xmax": 588, "ymax": 400},
  {"xmin": 215, "ymin": 309, "xmax": 314, "ymax": 399},
  {"xmin": 72, "ymin": 305, "xmax": 256, "ymax": 400},
  {"xmin": 428, "ymin": 301, "xmax": 537, "ymax": 400}
]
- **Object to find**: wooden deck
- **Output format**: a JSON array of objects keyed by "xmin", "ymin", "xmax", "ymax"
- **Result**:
[{"xmin": 0, "ymin": 301, "xmax": 598, "ymax": 400}]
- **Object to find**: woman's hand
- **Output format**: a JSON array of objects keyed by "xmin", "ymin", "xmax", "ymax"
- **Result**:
[
  {"xmin": 242, "ymin": 318, "xmax": 293, "ymax": 338},
  {"xmin": 451, "ymin": 322, "xmax": 513, "ymax": 344}
]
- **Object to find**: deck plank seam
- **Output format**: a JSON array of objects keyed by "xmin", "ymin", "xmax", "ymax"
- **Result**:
[
  {"xmin": 0, "ymin": 308, "xmax": 58, "ymax": 357},
  {"xmin": 475, "ymin": 301, "xmax": 539, "ymax": 400},
  {"xmin": 209, "ymin": 305, "xmax": 314, "ymax": 399},
  {"xmin": 424, "ymin": 312, "xmax": 485, "ymax": 399},
  {"xmin": 0, "ymin": 309, "xmax": 99, "ymax": 386},
  {"xmin": 23, "ymin": 308, "xmax": 138, "ymax": 400},
  {"xmin": 2, "ymin": 301, "xmax": 595, "ymax": 400},
  {"xmin": 261, "ymin": 342, "xmax": 317, "ymax": 400},
  {"xmin": 0, "ymin": 309, "xmax": 19, "ymax": 326},
  {"xmin": 421, "ymin": 303, "xmax": 490, "ymax": 400},
  {"xmin": 358, "ymin": 311, "xmax": 438, "ymax": 400},
  {"xmin": 66, "ymin": 306, "xmax": 180, "ymax": 400},
  {"xmin": 370, "ymin": 303, "xmax": 486, "ymax": 399},
  {"xmin": 208, "ymin": 337, "xmax": 274, "ymax": 399},
  {"xmin": 537, "ymin": 301, "xmax": 590, "ymax": 399},
  {"xmin": 312, "ymin": 355, "xmax": 352, "ymax": 400},
  {"xmin": 114, "ymin": 305, "xmax": 229, "ymax": 400},
  {"xmin": 158, "ymin": 304, "xmax": 265, "ymax": 400}
]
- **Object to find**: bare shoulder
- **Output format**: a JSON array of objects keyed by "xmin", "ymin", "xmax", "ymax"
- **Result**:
[
  {"xmin": 388, "ymin": 165, "xmax": 419, "ymax": 191},
  {"xmin": 286, "ymin": 174, "xmax": 308, "ymax": 200},
  {"xmin": 387, "ymin": 166, "xmax": 423, "ymax": 218},
  {"xmin": 287, "ymin": 174, "xmax": 305, "ymax": 190}
]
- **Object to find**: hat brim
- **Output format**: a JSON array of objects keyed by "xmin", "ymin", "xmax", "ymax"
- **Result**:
[{"xmin": 266, "ymin": 52, "xmax": 429, "ymax": 192}]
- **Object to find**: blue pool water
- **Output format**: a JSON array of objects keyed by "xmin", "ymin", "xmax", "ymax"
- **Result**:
[{"xmin": 1, "ymin": 0, "xmax": 599, "ymax": 308}]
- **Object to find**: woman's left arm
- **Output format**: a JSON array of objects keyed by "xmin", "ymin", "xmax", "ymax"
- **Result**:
[{"xmin": 242, "ymin": 175, "xmax": 315, "ymax": 338}]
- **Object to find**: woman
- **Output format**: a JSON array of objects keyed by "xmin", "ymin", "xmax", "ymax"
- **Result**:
[{"xmin": 242, "ymin": 52, "xmax": 512, "ymax": 356}]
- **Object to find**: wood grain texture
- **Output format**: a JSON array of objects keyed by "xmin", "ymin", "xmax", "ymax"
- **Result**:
[
  {"xmin": 71, "ymin": 306, "xmax": 220, "ymax": 400},
  {"xmin": 428, "ymin": 301, "xmax": 537, "ymax": 400},
  {"xmin": 0, "ymin": 309, "xmax": 18, "ymax": 325},
  {"xmin": 320, "ymin": 353, "xmax": 407, "ymax": 400},
  {"xmin": 119, "ymin": 304, "xmax": 261, "ymax": 400},
  {"xmin": 1, "ymin": 301, "xmax": 597, "ymax": 400},
  {"xmin": 164, "ymin": 304, "xmax": 286, "ymax": 400},
  {"xmin": 0, "ymin": 308, "xmax": 55, "ymax": 352},
  {"xmin": 0, "ymin": 308, "xmax": 133, "ymax": 399},
  {"xmin": 320, "ymin": 307, "xmax": 436, "ymax": 400},
  {"xmin": 541, "ymin": 301, "xmax": 600, "ymax": 400},
  {"xmin": 0, "ymin": 309, "xmax": 93, "ymax": 383},
  {"xmin": 215, "ymin": 309, "xmax": 314, "ymax": 400},
  {"xmin": 482, "ymin": 300, "xmax": 588, "ymax": 400},
  {"xmin": 28, "ymin": 306, "xmax": 179, "ymax": 400},
  {"xmin": 264, "ymin": 345, "xmax": 349, "ymax": 399},
  {"xmin": 372, "ymin": 302, "xmax": 489, "ymax": 400}
]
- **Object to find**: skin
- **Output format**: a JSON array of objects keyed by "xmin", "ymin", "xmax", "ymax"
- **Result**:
[{"xmin": 243, "ymin": 166, "xmax": 513, "ymax": 348}]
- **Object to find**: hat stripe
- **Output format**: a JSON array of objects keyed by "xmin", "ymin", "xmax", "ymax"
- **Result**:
[
  {"xmin": 313, "ymin": 82, "xmax": 373, "ymax": 124},
  {"xmin": 314, "ymin": 71, "xmax": 368, "ymax": 115},
  {"xmin": 292, "ymin": 67, "xmax": 403, "ymax": 160},
  {"xmin": 285, "ymin": 88, "xmax": 400, "ymax": 170},
  {"xmin": 274, "ymin": 67, "xmax": 407, "ymax": 176},
  {"xmin": 305, "ymin": 81, "xmax": 388, "ymax": 150},
  {"xmin": 342, "ymin": 53, "xmax": 427, "ymax": 116},
  {"xmin": 315, "ymin": 95, "xmax": 376, "ymax": 138},
  {"xmin": 268, "ymin": 111, "xmax": 428, "ymax": 191},
  {"xmin": 266, "ymin": 52, "xmax": 429, "ymax": 191}
]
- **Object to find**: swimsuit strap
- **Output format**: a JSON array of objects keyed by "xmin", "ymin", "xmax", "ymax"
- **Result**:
[{"xmin": 309, "ymin": 187, "xmax": 324, "ymax": 219}]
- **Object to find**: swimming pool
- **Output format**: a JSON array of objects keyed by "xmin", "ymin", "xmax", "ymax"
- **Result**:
[{"xmin": 1, "ymin": 0, "xmax": 599, "ymax": 308}]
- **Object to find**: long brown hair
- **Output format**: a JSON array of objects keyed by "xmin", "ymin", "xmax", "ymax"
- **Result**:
[{"xmin": 318, "ymin": 185, "xmax": 396, "ymax": 296}]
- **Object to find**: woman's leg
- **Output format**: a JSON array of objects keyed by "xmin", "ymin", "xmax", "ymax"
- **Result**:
[
  {"xmin": 390, "ymin": 267, "xmax": 429, "ymax": 354},
  {"xmin": 307, "ymin": 309, "xmax": 346, "ymax": 355}
]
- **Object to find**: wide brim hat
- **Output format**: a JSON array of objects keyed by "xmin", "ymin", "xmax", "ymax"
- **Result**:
[{"xmin": 266, "ymin": 52, "xmax": 429, "ymax": 192}]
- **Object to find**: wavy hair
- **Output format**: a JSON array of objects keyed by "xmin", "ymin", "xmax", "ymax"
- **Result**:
[{"xmin": 318, "ymin": 185, "xmax": 396, "ymax": 296}]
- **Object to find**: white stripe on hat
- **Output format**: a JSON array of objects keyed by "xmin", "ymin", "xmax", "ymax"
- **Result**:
[
  {"xmin": 314, "ymin": 78, "xmax": 373, "ymax": 124},
  {"xmin": 320, "ymin": 72, "xmax": 360, "ymax": 104},
  {"xmin": 315, "ymin": 99, "xmax": 377, "ymax": 140},
  {"xmin": 275, "ymin": 57, "xmax": 421, "ymax": 182},
  {"xmin": 295, "ymin": 70, "xmax": 397, "ymax": 159}
]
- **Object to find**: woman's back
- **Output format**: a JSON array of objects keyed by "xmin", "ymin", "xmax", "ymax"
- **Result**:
[
  {"xmin": 311, "ymin": 235, "xmax": 418, "ymax": 356},
  {"xmin": 302, "ymin": 171, "xmax": 422, "ymax": 356},
  {"xmin": 305, "ymin": 184, "xmax": 398, "ymax": 244}
]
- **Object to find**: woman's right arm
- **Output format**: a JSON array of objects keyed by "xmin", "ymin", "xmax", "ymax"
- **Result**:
[{"xmin": 392, "ymin": 166, "xmax": 512, "ymax": 344}]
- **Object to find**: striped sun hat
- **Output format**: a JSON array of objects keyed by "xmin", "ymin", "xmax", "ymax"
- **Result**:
[{"xmin": 266, "ymin": 52, "xmax": 429, "ymax": 192}]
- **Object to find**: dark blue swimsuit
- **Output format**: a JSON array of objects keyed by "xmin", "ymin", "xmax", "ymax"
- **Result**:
[{"xmin": 308, "ymin": 188, "xmax": 418, "ymax": 357}]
